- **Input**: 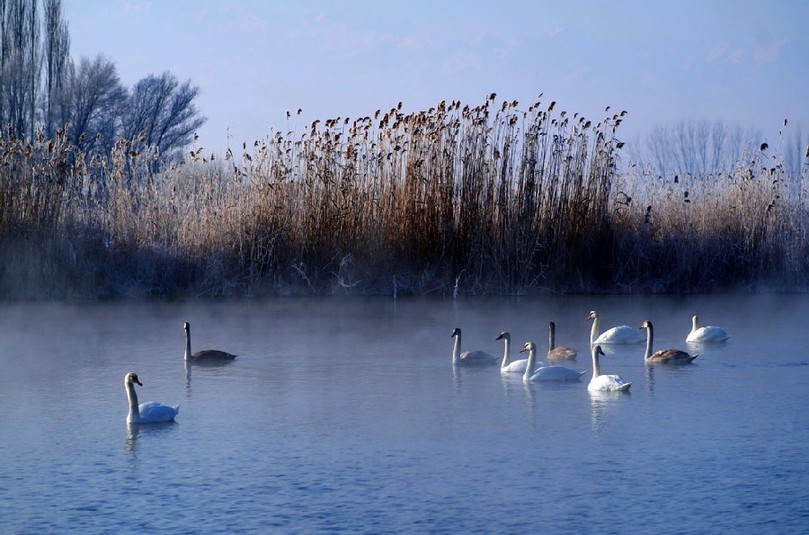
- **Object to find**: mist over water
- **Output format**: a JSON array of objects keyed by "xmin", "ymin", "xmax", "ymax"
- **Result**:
[{"xmin": 1, "ymin": 295, "xmax": 808, "ymax": 533}]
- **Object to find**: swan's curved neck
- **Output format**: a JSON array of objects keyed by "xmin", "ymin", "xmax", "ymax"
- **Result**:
[
  {"xmin": 126, "ymin": 380, "xmax": 140, "ymax": 422},
  {"xmin": 500, "ymin": 336, "xmax": 511, "ymax": 368},
  {"xmin": 590, "ymin": 316, "xmax": 599, "ymax": 345},
  {"xmin": 522, "ymin": 346, "xmax": 536, "ymax": 380},
  {"xmin": 185, "ymin": 328, "xmax": 192, "ymax": 361},
  {"xmin": 452, "ymin": 333, "xmax": 461, "ymax": 364},
  {"xmin": 549, "ymin": 323, "xmax": 556, "ymax": 351},
  {"xmin": 691, "ymin": 315, "xmax": 699, "ymax": 333},
  {"xmin": 591, "ymin": 349, "xmax": 601, "ymax": 378},
  {"xmin": 644, "ymin": 323, "xmax": 654, "ymax": 360}
]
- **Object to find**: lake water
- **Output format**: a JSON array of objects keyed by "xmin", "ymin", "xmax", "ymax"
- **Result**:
[{"xmin": 1, "ymin": 294, "xmax": 808, "ymax": 533}]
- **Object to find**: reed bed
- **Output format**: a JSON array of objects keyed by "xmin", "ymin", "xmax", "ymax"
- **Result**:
[
  {"xmin": 611, "ymin": 153, "xmax": 809, "ymax": 292},
  {"xmin": 0, "ymin": 96, "xmax": 806, "ymax": 299}
]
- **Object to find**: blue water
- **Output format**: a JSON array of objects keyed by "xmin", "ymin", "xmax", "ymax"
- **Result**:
[{"xmin": 1, "ymin": 295, "xmax": 808, "ymax": 533}]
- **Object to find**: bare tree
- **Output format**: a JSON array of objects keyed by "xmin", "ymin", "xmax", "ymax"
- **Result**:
[
  {"xmin": 64, "ymin": 54, "xmax": 127, "ymax": 154},
  {"xmin": 122, "ymin": 72, "xmax": 206, "ymax": 161},
  {"xmin": 639, "ymin": 120, "xmax": 761, "ymax": 177},
  {"xmin": 0, "ymin": 0, "xmax": 206, "ymax": 167},
  {"xmin": 42, "ymin": 0, "xmax": 69, "ymax": 138},
  {"xmin": 0, "ymin": 0, "xmax": 40, "ymax": 139},
  {"xmin": 0, "ymin": 0, "xmax": 7, "ymax": 131},
  {"xmin": 782, "ymin": 124, "xmax": 808, "ymax": 201}
]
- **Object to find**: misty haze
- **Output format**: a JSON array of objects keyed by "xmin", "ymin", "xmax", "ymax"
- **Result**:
[
  {"xmin": 2, "ymin": 295, "xmax": 809, "ymax": 532},
  {"xmin": 2, "ymin": 1, "xmax": 809, "ymax": 533}
]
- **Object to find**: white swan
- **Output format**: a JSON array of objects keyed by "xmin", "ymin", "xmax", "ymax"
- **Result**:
[
  {"xmin": 520, "ymin": 341, "xmax": 587, "ymax": 382},
  {"xmin": 641, "ymin": 320, "xmax": 698, "ymax": 364},
  {"xmin": 686, "ymin": 315, "xmax": 729, "ymax": 343},
  {"xmin": 451, "ymin": 328, "xmax": 498, "ymax": 366},
  {"xmin": 184, "ymin": 322, "xmax": 237, "ymax": 362},
  {"xmin": 125, "ymin": 372, "xmax": 179, "ymax": 424},
  {"xmin": 547, "ymin": 321, "xmax": 577, "ymax": 361},
  {"xmin": 587, "ymin": 310, "xmax": 643, "ymax": 345},
  {"xmin": 587, "ymin": 345, "xmax": 632, "ymax": 392},
  {"xmin": 496, "ymin": 331, "xmax": 530, "ymax": 373}
]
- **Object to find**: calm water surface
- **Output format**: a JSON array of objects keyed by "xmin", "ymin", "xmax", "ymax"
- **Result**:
[{"xmin": 1, "ymin": 295, "xmax": 808, "ymax": 533}]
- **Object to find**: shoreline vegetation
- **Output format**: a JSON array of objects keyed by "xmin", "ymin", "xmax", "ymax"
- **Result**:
[{"xmin": 1, "ymin": 95, "xmax": 807, "ymax": 300}]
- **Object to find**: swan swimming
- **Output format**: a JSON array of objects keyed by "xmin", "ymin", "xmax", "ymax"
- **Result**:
[
  {"xmin": 587, "ymin": 310, "xmax": 643, "ymax": 345},
  {"xmin": 124, "ymin": 372, "xmax": 179, "ymax": 424},
  {"xmin": 496, "ymin": 331, "xmax": 531, "ymax": 373},
  {"xmin": 686, "ymin": 315, "xmax": 729, "ymax": 343},
  {"xmin": 451, "ymin": 328, "xmax": 499, "ymax": 366},
  {"xmin": 587, "ymin": 345, "xmax": 632, "ymax": 392},
  {"xmin": 547, "ymin": 321, "xmax": 577, "ymax": 361},
  {"xmin": 184, "ymin": 322, "xmax": 237, "ymax": 363},
  {"xmin": 641, "ymin": 320, "xmax": 698, "ymax": 364},
  {"xmin": 520, "ymin": 341, "xmax": 587, "ymax": 382}
]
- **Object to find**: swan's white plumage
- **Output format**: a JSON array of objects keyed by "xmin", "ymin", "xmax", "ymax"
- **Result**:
[
  {"xmin": 686, "ymin": 315, "xmax": 729, "ymax": 343},
  {"xmin": 587, "ymin": 345, "xmax": 631, "ymax": 392},
  {"xmin": 125, "ymin": 372, "xmax": 179, "ymax": 424},
  {"xmin": 587, "ymin": 310, "xmax": 643, "ymax": 345},
  {"xmin": 451, "ymin": 328, "xmax": 498, "ymax": 366},
  {"xmin": 496, "ymin": 331, "xmax": 530, "ymax": 373},
  {"xmin": 136, "ymin": 401, "xmax": 180, "ymax": 422},
  {"xmin": 521, "ymin": 341, "xmax": 586, "ymax": 382},
  {"xmin": 502, "ymin": 359, "xmax": 530, "ymax": 373},
  {"xmin": 532, "ymin": 366, "xmax": 588, "ymax": 382}
]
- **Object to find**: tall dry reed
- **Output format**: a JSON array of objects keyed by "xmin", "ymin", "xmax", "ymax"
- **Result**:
[
  {"xmin": 611, "ymin": 149, "xmax": 809, "ymax": 292},
  {"xmin": 0, "ymin": 96, "xmax": 806, "ymax": 298}
]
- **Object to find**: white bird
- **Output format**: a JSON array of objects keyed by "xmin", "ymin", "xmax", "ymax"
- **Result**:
[
  {"xmin": 496, "ymin": 331, "xmax": 530, "ymax": 373},
  {"xmin": 641, "ymin": 320, "xmax": 698, "ymax": 364},
  {"xmin": 520, "ymin": 341, "xmax": 587, "ymax": 382},
  {"xmin": 451, "ymin": 328, "xmax": 498, "ymax": 366},
  {"xmin": 587, "ymin": 310, "xmax": 643, "ymax": 345},
  {"xmin": 686, "ymin": 315, "xmax": 729, "ymax": 343},
  {"xmin": 184, "ymin": 322, "xmax": 237, "ymax": 363},
  {"xmin": 547, "ymin": 321, "xmax": 577, "ymax": 361},
  {"xmin": 124, "ymin": 372, "xmax": 179, "ymax": 424},
  {"xmin": 587, "ymin": 345, "xmax": 632, "ymax": 392}
]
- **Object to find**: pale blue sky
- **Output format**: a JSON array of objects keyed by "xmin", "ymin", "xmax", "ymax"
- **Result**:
[{"xmin": 64, "ymin": 0, "xmax": 808, "ymax": 152}]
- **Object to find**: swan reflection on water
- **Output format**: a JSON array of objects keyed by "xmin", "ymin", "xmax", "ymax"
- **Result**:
[
  {"xmin": 185, "ymin": 362, "xmax": 191, "ymax": 397},
  {"xmin": 522, "ymin": 381, "xmax": 539, "ymax": 424},
  {"xmin": 125, "ymin": 423, "xmax": 138, "ymax": 455},
  {"xmin": 125, "ymin": 420, "xmax": 178, "ymax": 456},
  {"xmin": 498, "ymin": 370, "xmax": 538, "ymax": 405},
  {"xmin": 185, "ymin": 356, "xmax": 236, "ymax": 396},
  {"xmin": 588, "ymin": 389, "xmax": 631, "ymax": 432},
  {"xmin": 643, "ymin": 357, "xmax": 698, "ymax": 395},
  {"xmin": 450, "ymin": 360, "xmax": 495, "ymax": 392}
]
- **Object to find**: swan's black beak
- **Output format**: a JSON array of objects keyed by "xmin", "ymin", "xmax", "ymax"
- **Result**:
[{"xmin": 134, "ymin": 378, "xmax": 142, "ymax": 386}]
